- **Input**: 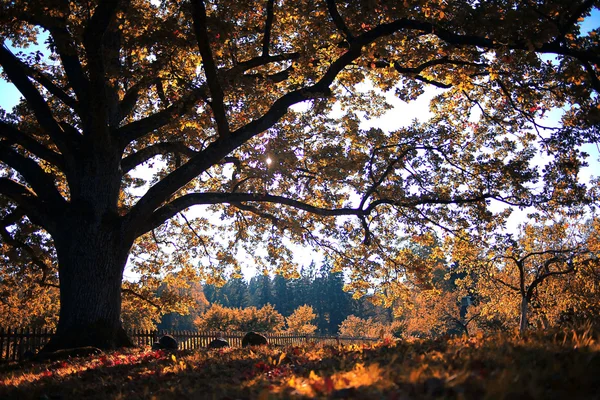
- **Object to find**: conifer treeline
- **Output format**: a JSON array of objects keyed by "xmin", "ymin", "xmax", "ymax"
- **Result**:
[{"xmin": 158, "ymin": 261, "xmax": 390, "ymax": 334}]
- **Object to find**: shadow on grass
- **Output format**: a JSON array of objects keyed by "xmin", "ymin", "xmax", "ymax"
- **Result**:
[{"xmin": 0, "ymin": 337, "xmax": 599, "ymax": 400}]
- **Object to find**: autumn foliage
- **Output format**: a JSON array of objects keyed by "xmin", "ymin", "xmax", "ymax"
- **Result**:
[
  {"xmin": 2, "ymin": 326, "xmax": 599, "ymax": 399},
  {"xmin": 1, "ymin": 0, "xmax": 598, "ymax": 350},
  {"xmin": 194, "ymin": 303, "xmax": 285, "ymax": 333}
]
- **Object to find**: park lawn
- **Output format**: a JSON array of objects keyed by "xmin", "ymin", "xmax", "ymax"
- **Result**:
[{"xmin": 0, "ymin": 328, "xmax": 599, "ymax": 399}]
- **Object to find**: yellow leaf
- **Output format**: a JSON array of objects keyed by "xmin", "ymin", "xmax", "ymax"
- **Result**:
[{"xmin": 278, "ymin": 352, "xmax": 287, "ymax": 365}]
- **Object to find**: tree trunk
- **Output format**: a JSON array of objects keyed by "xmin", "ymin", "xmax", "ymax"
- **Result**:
[
  {"xmin": 43, "ymin": 216, "xmax": 134, "ymax": 352},
  {"xmin": 519, "ymin": 296, "xmax": 529, "ymax": 335}
]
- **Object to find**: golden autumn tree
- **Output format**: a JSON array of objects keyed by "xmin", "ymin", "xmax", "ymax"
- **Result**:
[
  {"xmin": 448, "ymin": 215, "xmax": 599, "ymax": 335},
  {"xmin": 194, "ymin": 303, "xmax": 284, "ymax": 332},
  {"xmin": 0, "ymin": 0, "xmax": 598, "ymax": 350},
  {"xmin": 285, "ymin": 304, "xmax": 317, "ymax": 334}
]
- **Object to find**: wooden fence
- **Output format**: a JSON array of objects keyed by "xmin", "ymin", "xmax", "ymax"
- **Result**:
[{"xmin": 0, "ymin": 327, "xmax": 378, "ymax": 363}]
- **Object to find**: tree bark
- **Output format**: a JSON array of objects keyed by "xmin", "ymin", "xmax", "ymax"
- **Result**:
[
  {"xmin": 519, "ymin": 296, "xmax": 529, "ymax": 335},
  {"xmin": 42, "ymin": 213, "xmax": 134, "ymax": 352}
]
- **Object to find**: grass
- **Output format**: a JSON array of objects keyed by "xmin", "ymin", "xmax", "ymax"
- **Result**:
[{"xmin": 1, "ymin": 328, "xmax": 599, "ymax": 399}]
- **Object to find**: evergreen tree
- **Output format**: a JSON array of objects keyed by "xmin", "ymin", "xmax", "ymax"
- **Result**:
[
  {"xmin": 272, "ymin": 274, "xmax": 293, "ymax": 316},
  {"xmin": 289, "ymin": 262, "xmax": 317, "ymax": 311},
  {"xmin": 249, "ymin": 274, "xmax": 273, "ymax": 308},
  {"xmin": 219, "ymin": 277, "xmax": 250, "ymax": 308},
  {"xmin": 324, "ymin": 266, "xmax": 352, "ymax": 334},
  {"xmin": 311, "ymin": 270, "xmax": 330, "ymax": 332}
]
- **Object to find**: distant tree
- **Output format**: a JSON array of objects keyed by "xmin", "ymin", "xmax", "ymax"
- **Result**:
[
  {"xmin": 289, "ymin": 262, "xmax": 317, "ymax": 311},
  {"xmin": 286, "ymin": 305, "xmax": 317, "ymax": 334},
  {"xmin": 249, "ymin": 274, "xmax": 273, "ymax": 308},
  {"xmin": 338, "ymin": 315, "xmax": 402, "ymax": 339},
  {"xmin": 194, "ymin": 303, "xmax": 237, "ymax": 332},
  {"xmin": 311, "ymin": 269, "xmax": 330, "ymax": 332},
  {"xmin": 203, "ymin": 284, "xmax": 218, "ymax": 305},
  {"xmin": 195, "ymin": 303, "xmax": 284, "ymax": 332},
  {"xmin": 450, "ymin": 216, "xmax": 599, "ymax": 335},
  {"xmin": 122, "ymin": 274, "xmax": 208, "ymax": 331},
  {"xmin": 323, "ymin": 263, "xmax": 353, "ymax": 333},
  {"xmin": 156, "ymin": 280, "xmax": 209, "ymax": 331},
  {"xmin": 239, "ymin": 303, "xmax": 285, "ymax": 332},
  {"xmin": 218, "ymin": 277, "xmax": 250, "ymax": 308},
  {"xmin": 272, "ymin": 274, "xmax": 294, "ymax": 316}
]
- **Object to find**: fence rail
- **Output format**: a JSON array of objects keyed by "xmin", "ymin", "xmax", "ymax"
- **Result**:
[{"xmin": 0, "ymin": 327, "xmax": 378, "ymax": 363}]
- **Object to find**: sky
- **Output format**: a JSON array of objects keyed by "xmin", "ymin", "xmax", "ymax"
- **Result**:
[{"xmin": 0, "ymin": 10, "xmax": 598, "ymax": 278}]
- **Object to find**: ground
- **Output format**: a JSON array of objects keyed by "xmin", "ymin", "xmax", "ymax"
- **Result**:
[{"xmin": 1, "ymin": 328, "xmax": 599, "ymax": 399}]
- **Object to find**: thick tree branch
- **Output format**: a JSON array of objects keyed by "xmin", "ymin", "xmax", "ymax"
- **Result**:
[
  {"xmin": 0, "ymin": 45, "xmax": 70, "ymax": 153},
  {"xmin": 0, "ymin": 120, "xmax": 65, "ymax": 169},
  {"xmin": 82, "ymin": 0, "xmax": 123, "ymax": 135},
  {"xmin": 526, "ymin": 258, "xmax": 576, "ymax": 300},
  {"xmin": 125, "ymin": 16, "xmax": 594, "ymax": 235},
  {"xmin": 121, "ymin": 142, "xmax": 198, "ymax": 173},
  {"xmin": 116, "ymin": 85, "xmax": 208, "ymax": 147},
  {"xmin": 0, "ymin": 178, "xmax": 50, "ymax": 227},
  {"xmin": 116, "ymin": 52, "xmax": 300, "ymax": 146},
  {"xmin": 0, "ymin": 142, "xmax": 65, "ymax": 208},
  {"xmin": 118, "ymin": 76, "xmax": 155, "ymax": 123},
  {"xmin": 49, "ymin": 26, "xmax": 90, "ymax": 105},
  {"xmin": 262, "ymin": 0, "xmax": 275, "ymax": 56},
  {"xmin": 191, "ymin": 0, "xmax": 230, "ymax": 138},
  {"xmin": 326, "ymin": 0, "xmax": 355, "ymax": 41},
  {"xmin": 365, "ymin": 192, "xmax": 500, "ymax": 213},
  {"xmin": 558, "ymin": 0, "xmax": 597, "ymax": 35},
  {"xmin": 141, "ymin": 192, "xmax": 363, "ymax": 234},
  {"xmin": 15, "ymin": 11, "xmax": 91, "ymax": 103},
  {"xmin": 83, "ymin": 0, "xmax": 121, "ymax": 69},
  {"xmin": 22, "ymin": 63, "xmax": 79, "ymax": 111}
]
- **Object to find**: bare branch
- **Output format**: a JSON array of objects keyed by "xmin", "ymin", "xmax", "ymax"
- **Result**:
[
  {"xmin": 116, "ymin": 85, "xmax": 208, "ymax": 146},
  {"xmin": 115, "ymin": 52, "xmax": 300, "ymax": 146},
  {"xmin": 21, "ymin": 63, "xmax": 78, "ymax": 111}
]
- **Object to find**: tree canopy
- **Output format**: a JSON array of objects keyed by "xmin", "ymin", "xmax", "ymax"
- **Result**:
[{"xmin": 0, "ymin": 0, "xmax": 598, "ymax": 349}]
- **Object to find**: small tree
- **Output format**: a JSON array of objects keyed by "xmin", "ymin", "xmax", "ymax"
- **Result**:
[
  {"xmin": 194, "ymin": 303, "xmax": 284, "ymax": 332},
  {"xmin": 338, "ymin": 315, "xmax": 402, "ymax": 339},
  {"xmin": 194, "ymin": 303, "xmax": 238, "ymax": 332},
  {"xmin": 286, "ymin": 305, "xmax": 317, "ymax": 334},
  {"xmin": 240, "ymin": 303, "xmax": 285, "ymax": 332},
  {"xmin": 450, "ymin": 217, "xmax": 599, "ymax": 335}
]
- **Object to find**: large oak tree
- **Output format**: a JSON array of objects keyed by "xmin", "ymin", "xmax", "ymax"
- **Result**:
[{"xmin": 0, "ymin": 0, "xmax": 598, "ymax": 350}]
